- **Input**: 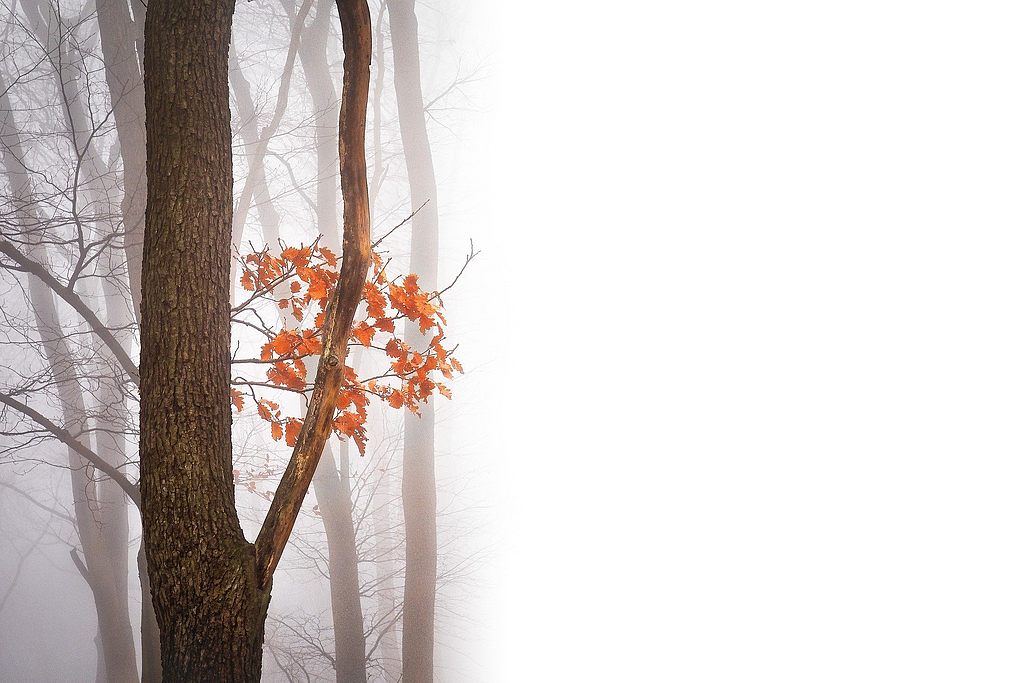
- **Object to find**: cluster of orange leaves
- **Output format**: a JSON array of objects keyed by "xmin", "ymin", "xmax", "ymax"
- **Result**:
[{"xmin": 232, "ymin": 242, "xmax": 462, "ymax": 457}]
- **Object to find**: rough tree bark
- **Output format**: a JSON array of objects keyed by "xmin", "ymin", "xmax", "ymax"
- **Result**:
[
  {"xmin": 140, "ymin": 0, "xmax": 372, "ymax": 678},
  {"xmin": 387, "ymin": 1, "xmax": 440, "ymax": 680},
  {"xmin": 141, "ymin": 1, "xmax": 269, "ymax": 678}
]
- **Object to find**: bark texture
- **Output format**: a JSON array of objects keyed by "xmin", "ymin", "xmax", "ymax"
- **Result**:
[
  {"xmin": 387, "ymin": 1, "xmax": 440, "ymax": 680},
  {"xmin": 140, "ymin": 0, "xmax": 372, "ymax": 678},
  {"xmin": 141, "ymin": 0, "xmax": 270, "ymax": 680}
]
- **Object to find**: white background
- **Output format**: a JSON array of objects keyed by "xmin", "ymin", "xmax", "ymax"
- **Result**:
[{"xmin": 476, "ymin": 1, "xmax": 1024, "ymax": 680}]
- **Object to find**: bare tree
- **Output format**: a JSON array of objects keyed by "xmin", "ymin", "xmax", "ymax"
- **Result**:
[{"xmin": 387, "ymin": 1, "xmax": 441, "ymax": 679}]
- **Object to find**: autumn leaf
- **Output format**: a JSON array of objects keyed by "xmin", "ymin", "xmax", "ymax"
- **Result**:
[
  {"xmin": 296, "ymin": 331, "xmax": 322, "ymax": 356},
  {"xmin": 269, "ymin": 331, "xmax": 296, "ymax": 356},
  {"xmin": 385, "ymin": 338, "xmax": 405, "ymax": 359},
  {"xmin": 235, "ymin": 243, "xmax": 465, "ymax": 460},
  {"xmin": 352, "ymin": 322, "xmax": 375, "ymax": 346},
  {"xmin": 285, "ymin": 418, "xmax": 303, "ymax": 447}
]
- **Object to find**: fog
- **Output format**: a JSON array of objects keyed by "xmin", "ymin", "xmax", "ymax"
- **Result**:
[
  {"xmin": 5, "ymin": 0, "xmax": 1024, "ymax": 681},
  {"xmin": 0, "ymin": 0, "xmax": 496, "ymax": 679}
]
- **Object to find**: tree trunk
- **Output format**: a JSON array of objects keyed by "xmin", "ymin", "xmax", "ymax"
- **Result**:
[
  {"xmin": 141, "ymin": 0, "xmax": 270, "ymax": 679},
  {"xmin": 229, "ymin": 43, "xmax": 283, "ymax": 248},
  {"xmin": 96, "ymin": 0, "xmax": 148, "ymax": 322},
  {"xmin": 93, "ymin": 4, "xmax": 165, "ymax": 676},
  {"xmin": 0, "ymin": 75, "xmax": 140, "ymax": 683},
  {"xmin": 313, "ymin": 445, "xmax": 368, "ymax": 683},
  {"xmin": 138, "ymin": 546, "xmax": 162, "ymax": 682},
  {"xmin": 387, "ymin": 1, "xmax": 440, "ymax": 680},
  {"xmin": 141, "ymin": 0, "xmax": 372, "ymax": 678}
]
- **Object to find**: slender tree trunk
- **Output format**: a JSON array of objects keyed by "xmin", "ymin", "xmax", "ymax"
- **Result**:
[
  {"xmin": 229, "ymin": 44, "xmax": 283, "ymax": 248},
  {"xmin": 0, "ymin": 75, "xmax": 140, "ymax": 683},
  {"xmin": 138, "ymin": 546, "xmax": 162, "ymax": 682},
  {"xmin": 387, "ymin": 1, "xmax": 439, "ymax": 680},
  {"xmin": 229, "ymin": 0, "xmax": 314, "ymax": 259},
  {"xmin": 96, "ymin": 0, "xmax": 147, "ymax": 323},
  {"xmin": 93, "ymin": 4, "xmax": 164, "ymax": 675},
  {"xmin": 313, "ymin": 445, "xmax": 368, "ymax": 683},
  {"xmin": 141, "ymin": 1, "xmax": 271, "ymax": 679}
]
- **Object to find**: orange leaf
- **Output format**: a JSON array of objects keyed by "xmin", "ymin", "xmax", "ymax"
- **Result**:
[
  {"xmin": 285, "ymin": 418, "xmax": 303, "ymax": 447},
  {"xmin": 352, "ymin": 323, "xmax": 375, "ymax": 346},
  {"xmin": 270, "ymin": 422, "xmax": 283, "ymax": 441},
  {"xmin": 231, "ymin": 389, "xmax": 244, "ymax": 413},
  {"xmin": 385, "ymin": 338, "xmax": 404, "ymax": 359}
]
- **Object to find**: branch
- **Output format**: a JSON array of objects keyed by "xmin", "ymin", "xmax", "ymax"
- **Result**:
[
  {"xmin": 0, "ymin": 240, "xmax": 140, "ymax": 386},
  {"xmin": 230, "ymin": 0, "xmax": 315, "ymax": 252},
  {"xmin": 0, "ymin": 392, "xmax": 141, "ymax": 507},
  {"xmin": 254, "ymin": 0, "xmax": 373, "ymax": 589},
  {"xmin": 372, "ymin": 200, "xmax": 427, "ymax": 248},
  {"xmin": 0, "ymin": 481, "xmax": 76, "ymax": 525}
]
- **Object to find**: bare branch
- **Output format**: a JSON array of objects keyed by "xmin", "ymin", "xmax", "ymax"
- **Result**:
[{"xmin": 0, "ymin": 392, "xmax": 140, "ymax": 506}]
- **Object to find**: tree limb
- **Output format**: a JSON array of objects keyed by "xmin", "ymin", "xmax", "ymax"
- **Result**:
[
  {"xmin": 255, "ymin": 0, "xmax": 373, "ymax": 589},
  {"xmin": 0, "ymin": 240, "xmax": 140, "ymax": 386},
  {"xmin": 0, "ymin": 392, "xmax": 141, "ymax": 506}
]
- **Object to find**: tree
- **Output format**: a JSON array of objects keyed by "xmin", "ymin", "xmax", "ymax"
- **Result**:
[
  {"xmin": 387, "ymin": 0, "xmax": 442, "ymax": 679},
  {"xmin": 139, "ymin": 0, "xmax": 371, "ymax": 677}
]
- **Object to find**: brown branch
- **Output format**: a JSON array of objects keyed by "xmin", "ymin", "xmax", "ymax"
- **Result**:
[
  {"xmin": 0, "ymin": 392, "xmax": 141, "ymax": 507},
  {"xmin": 255, "ymin": 0, "xmax": 373, "ymax": 589}
]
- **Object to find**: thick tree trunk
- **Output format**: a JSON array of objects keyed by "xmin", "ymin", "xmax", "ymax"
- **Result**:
[
  {"xmin": 141, "ymin": 0, "xmax": 270, "ymax": 679},
  {"xmin": 387, "ymin": 1, "xmax": 440, "ymax": 680},
  {"xmin": 141, "ymin": 0, "xmax": 372, "ymax": 678}
]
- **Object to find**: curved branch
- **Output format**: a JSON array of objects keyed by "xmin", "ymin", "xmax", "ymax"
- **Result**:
[
  {"xmin": 0, "ymin": 240, "xmax": 140, "ymax": 386},
  {"xmin": 0, "ymin": 392, "xmax": 141, "ymax": 507},
  {"xmin": 255, "ymin": 0, "xmax": 373, "ymax": 589}
]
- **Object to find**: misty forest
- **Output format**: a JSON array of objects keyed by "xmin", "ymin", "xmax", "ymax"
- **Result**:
[{"xmin": 0, "ymin": 0, "xmax": 491, "ymax": 680}]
